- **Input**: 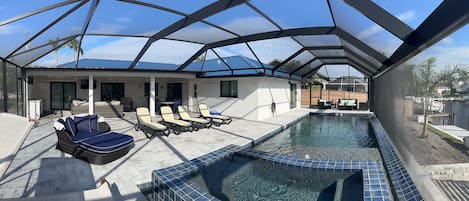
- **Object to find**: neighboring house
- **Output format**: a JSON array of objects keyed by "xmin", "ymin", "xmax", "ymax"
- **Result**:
[
  {"xmin": 434, "ymin": 85, "xmax": 450, "ymax": 96},
  {"xmin": 325, "ymin": 76, "xmax": 368, "ymax": 93}
]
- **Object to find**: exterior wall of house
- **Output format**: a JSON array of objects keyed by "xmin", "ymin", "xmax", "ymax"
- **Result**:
[
  {"xmin": 195, "ymin": 76, "xmax": 301, "ymax": 120},
  {"xmin": 28, "ymin": 76, "xmax": 190, "ymax": 112},
  {"xmin": 27, "ymin": 70, "xmax": 301, "ymax": 120}
]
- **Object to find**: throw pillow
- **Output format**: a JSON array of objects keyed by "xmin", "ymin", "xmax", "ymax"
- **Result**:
[
  {"xmin": 65, "ymin": 117, "xmax": 78, "ymax": 136},
  {"xmin": 74, "ymin": 115, "xmax": 90, "ymax": 133},
  {"xmin": 89, "ymin": 114, "xmax": 99, "ymax": 132}
]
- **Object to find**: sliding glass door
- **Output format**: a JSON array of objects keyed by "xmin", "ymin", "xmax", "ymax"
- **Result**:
[
  {"xmin": 50, "ymin": 82, "xmax": 76, "ymax": 110},
  {"xmin": 101, "ymin": 83, "xmax": 125, "ymax": 101}
]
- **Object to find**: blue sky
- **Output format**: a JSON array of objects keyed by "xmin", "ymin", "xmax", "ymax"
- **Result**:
[{"xmin": 0, "ymin": 0, "xmax": 467, "ymax": 78}]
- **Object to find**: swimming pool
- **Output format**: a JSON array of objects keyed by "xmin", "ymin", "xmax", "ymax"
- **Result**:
[
  {"xmin": 151, "ymin": 113, "xmax": 422, "ymax": 201},
  {"xmin": 255, "ymin": 114, "xmax": 380, "ymax": 160},
  {"xmin": 189, "ymin": 154, "xmax": 362, "ymax": 201}
]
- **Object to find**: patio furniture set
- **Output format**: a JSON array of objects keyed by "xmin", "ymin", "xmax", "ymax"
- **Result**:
[{"xmin": 53, "ymin": 103, "xmax": 231, "ymax": 164}]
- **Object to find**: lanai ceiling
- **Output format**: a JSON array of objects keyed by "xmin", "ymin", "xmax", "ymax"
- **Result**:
[{"xmin": 0, "ymin": 0, "xmax": 467, "ymax": 80}]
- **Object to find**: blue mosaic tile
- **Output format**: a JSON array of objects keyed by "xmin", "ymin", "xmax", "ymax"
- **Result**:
[
  {"xmin": 370, "ymin": 116, "xmax": 424, "ymax": 201},
  {"xmin": 152, "ymin": 114, "xmax": 427, "ymax": 201}
]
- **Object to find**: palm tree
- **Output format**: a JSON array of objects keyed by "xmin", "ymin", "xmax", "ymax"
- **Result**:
[
  {"xmin": 66, "ymin": 38, "xmax": 84, "ymax": 60},
  {"xmin": 439, "ymin": 64, "xmax": 468, "ymax": 96},
  {"xmin": 48, "ymin": 38, "xmax": 84, "ymax": 67},
  {"xmin": 48, "ymin": 37, "xmax": 60, "ymax": 67}
]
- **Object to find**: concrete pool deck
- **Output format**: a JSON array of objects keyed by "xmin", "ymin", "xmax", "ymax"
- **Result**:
[
  {"xmin": 431, "ymin": 124, "xmax": 469, "ymax": 142},
  {"xmin": 0, "ymin": 109, "xmax": 311, "ymax": 200}
]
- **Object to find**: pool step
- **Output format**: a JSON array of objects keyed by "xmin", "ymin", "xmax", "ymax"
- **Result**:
[{"xmin": 333, "ymin": 179, "xmax": 344, "ymax": 201}]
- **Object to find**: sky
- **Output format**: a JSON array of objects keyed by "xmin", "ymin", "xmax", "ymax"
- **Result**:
[{"xmin": 0, "ymin": 0, "xmax": 467, "ymax": 78}]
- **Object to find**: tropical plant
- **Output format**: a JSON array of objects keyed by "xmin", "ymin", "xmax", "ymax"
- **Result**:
[
  {"xmin": 48, "ymin": 38, "xmax": 84, "ymax": 67},
  {"xmin": 66, "ymin": 39, "xmax": 84, "ymax": 60},
  {"xmin": 48, "ymin": 37, "xmax": 60, "ymax": 67}
]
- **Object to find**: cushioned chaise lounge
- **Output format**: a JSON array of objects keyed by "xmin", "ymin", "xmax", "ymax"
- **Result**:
[
  {"xmin": 54, "ymin": 114, "xmax": 134, "ymax": 165},
  {"xmin": 177, "ymin": 105, "xmax": 212, "ymax": 129},
  {"xmin": 160, "ymin": 106, "xmax": 193, "ymax": 134},
  {"xmin": 135, "ymin": 107, "xmax": 170, "ymax": 138},
  {"xmin": 198, "ymin": 103, "xmax": 232, "ymax": 126}
]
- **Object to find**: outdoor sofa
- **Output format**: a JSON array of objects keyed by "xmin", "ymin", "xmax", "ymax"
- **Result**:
[
  {"xmin": 54, "ymin": 114, "xmax": 134, "ymax": 164},
  {"xmin": 337, "ymin": 99, "xmax": 358, "ymax": 110},
  {"xmin": 318, "ymin": 99, "xmax": 333, "ymax": 109}
]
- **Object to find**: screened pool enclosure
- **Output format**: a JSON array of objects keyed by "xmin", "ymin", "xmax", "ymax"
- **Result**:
[{"xmin": 0, "ymin": 0, "xmax": 467, "ymax": 114}]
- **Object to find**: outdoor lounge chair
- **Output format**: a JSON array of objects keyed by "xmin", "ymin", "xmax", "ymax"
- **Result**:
[
  {"xmin": 160, "ymin": 106, "xmax": 193, "ymax": 134},
  {"xmin": 177, "ymin": 105, "xmax": 212, "ymax": 129},
  {"xmin": 198, "ymin": 103, "xmax": 232, "ymax": 126},
  {"xmin": 135, "ymin": 107, "xmax": 170, "ymax": 138},
  {"xmin": 54, "ymin": 114, "xmax": 134, "ymax": 165}
]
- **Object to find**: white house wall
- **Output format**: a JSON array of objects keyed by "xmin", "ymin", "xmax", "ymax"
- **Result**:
[
  {"xmin": 28, "ymin": 76, "xmax": 187, "ymax": 111},
  {"xmin": 195, "ymin": 76, "xmax": 301, "ymax": 120}
]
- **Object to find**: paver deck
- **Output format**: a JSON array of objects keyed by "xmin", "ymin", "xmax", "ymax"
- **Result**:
[
  {"xmin": 0, "ymin": 113, "xmax": 34, "ymax": 178},
  {"xmin": 432, "ymin": 125, "xmax": 469, "ymax": 142},
  {"xmin": 0, "ymin": 109, "xmax": 310, "ymax": 200}
]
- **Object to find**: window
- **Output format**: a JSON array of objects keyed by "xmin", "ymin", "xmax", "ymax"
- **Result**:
[
  {"xmin": 101, "ymin": 83, "xmax": 125, "ymax": 101},
  {"xmin": 220, "ymin": 80, "xmax": 238, "ymax": 98},
  {"xmin": 167, "ymin": 83, "xmax": 182, "ymax": 100},
  {"xmin": 193, "ymin": 84, "xmax": 197, "ymax": 98},
  {"xmin": 144, "ymin": 82, "xmax": 158, "ymax": 97}
]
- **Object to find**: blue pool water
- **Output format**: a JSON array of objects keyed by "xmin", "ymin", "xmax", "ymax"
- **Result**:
[
  {"xmin": 254, "ymin": 114, "xmax": 380, "ymax": 160},
  {"xmin": 266, "ymin": 114, "xmax": 377, "ymax": 148},
  {"xmin": 189, "ymin": 154, "xmax": 363, "ymax": 201}
]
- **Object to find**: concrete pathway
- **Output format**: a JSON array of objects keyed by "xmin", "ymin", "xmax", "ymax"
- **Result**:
[
  {"xmin": 432, "ymin": 125, "xmax": 469, "ymax": 142},
  {"xmin": 0, "ymin": 109, "xmax": 310, "ymax": 200}
]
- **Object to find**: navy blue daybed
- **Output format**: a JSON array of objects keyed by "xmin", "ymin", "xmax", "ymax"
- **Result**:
[{"xmin": 54, "ymin": 114, "xmax": 134, "ymax": 165}]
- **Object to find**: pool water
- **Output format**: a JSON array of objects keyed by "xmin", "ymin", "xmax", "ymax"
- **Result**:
[
  {"xmin": 264, "ymin": 114, "xmax": 377, "ymax": 148},
  {"xmin": 254, "ymin": 114, "xmax": 380, "ymax": 160},
  {"xmin": 189, "ymin": 154, "xmax": 362, "ymax": 201}
]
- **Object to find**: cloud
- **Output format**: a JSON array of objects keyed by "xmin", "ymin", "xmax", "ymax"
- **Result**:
[
  {"xmin": 83, "ymin": 37, "xmax": 147, "ymax": 61},
  {"xmin": 115, "ymin": 17, "xmax": 131, "ymax": 23},
  {"xmin": 88, "ymin": 23, "xmax": 126, "ymax": 34},
  {"xmin": 358, "ymin": 10, "xmax": 415, "ymax": 39},
  {"xmin": 397, "ymin": 10, "xmax": 416, "ymax": 22},
  {"xmin": 168, "ymin": 23, "xmax": 236, "ymax": 44},
  {"xmin": 409, "ymin": 46, "xmax": 469, "ymax": 70},
  {"xmin": 441, "ymin": 37, "xmax": 454, "ymax": 45},
  {"xmin": 218, "ymin": 16, "xmax": 278, "ymax": 35},
  {"xmin": 0, "ymin": 24, "xmax": 29, "ymax": 35}
]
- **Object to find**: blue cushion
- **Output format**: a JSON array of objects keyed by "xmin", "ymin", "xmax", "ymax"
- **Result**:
[
  {"xmin": 79, "ymin": 132, "xmax": 134, "ymax": 153},
  {"xmin": 89, "ymin": 114, "xmax": 99, "ymax": 132},
  {"xmin": 65, "ymin": 117, "xmax": 78, "ymax": 136},
  {"xmin": 72, "ymin": 130, "xmax": 103, "ymax": 143},
  {"xmin": 74, "ymin": 115, "xmax": 90, "ymax": 133}
]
